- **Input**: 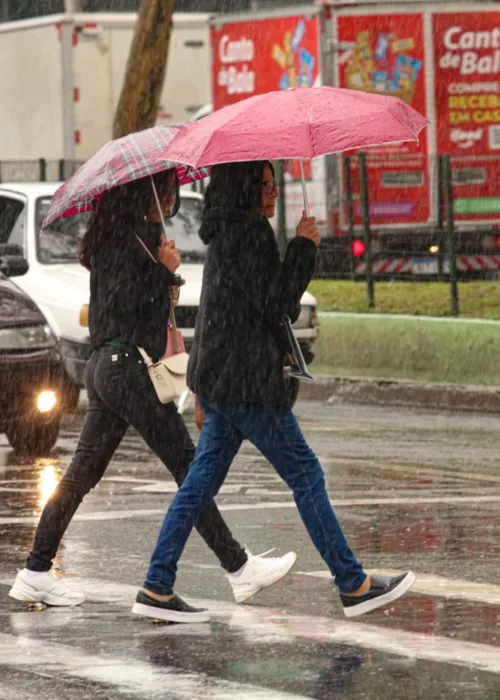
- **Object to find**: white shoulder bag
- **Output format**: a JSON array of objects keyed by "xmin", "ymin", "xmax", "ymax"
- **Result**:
[{"xmin": 134, "ymin": 233, "xmax": 189, "ymax": 404}]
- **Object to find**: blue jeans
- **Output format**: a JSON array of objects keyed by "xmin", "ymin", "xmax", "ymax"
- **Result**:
[{"xmin": 144, "ymin": 399, "xmax": 366, "ymax": 595}]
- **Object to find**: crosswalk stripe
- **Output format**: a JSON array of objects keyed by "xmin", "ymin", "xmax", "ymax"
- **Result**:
[
  {"xmin": 0, "ymin": 509, "xmax": 165, "ymax": 525},
  {"xmin": 3, "ymin": 492, "xmax": 500, "ymax": 526},
  {"xmin": 219, "ymin": 494, "xmax": 500, "ymax": 510},
  {"xmin": 3, "ymin": 577, "xmax": 499, "ymax": 675},
  {"xmin": 296, "ymin": 569, "xmax": 500, "ymax": 606},
  {"xmin": 0, "ymin": 632, "xmax": 308, "ymax": 699}
]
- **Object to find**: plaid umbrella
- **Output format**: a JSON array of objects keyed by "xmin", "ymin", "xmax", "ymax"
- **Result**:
[{"xmin": 42, "ymin": 125, "xmax": 209, "ymax": 228}]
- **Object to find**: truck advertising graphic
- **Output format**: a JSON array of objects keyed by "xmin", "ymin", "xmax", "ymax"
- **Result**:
[
  {"xmin": 337, "ymin": 13, "xmax": 430, "ymax": 226},
  {"xmin": 433, "ymin": 12, "xmax": 500, "ymax": 221},
  {"xmin": 211, "ymin": 15, "xmax": 320, "ymax": 109},
  {"xmin": 211, "ymin": 13, "xmax": 325, "ymax": 223}
]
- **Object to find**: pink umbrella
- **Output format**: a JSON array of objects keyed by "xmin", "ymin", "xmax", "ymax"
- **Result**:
[
  {"xmin": 42, "ymin": 125, "xmax": 209, "ymax": 228},
  {"xmin": 168, "ymin": 86, "xmax": 428, "ymax": 213}
]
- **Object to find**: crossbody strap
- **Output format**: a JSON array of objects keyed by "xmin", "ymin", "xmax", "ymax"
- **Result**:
[
  {"xmin": 134, "ymin": 233, "xmax": 158, "ymax": 262},
  {"xmin": 137, "ymin": 346, "xmax": 154, "ymax": 367},
  {"xmin": 134, "ymin": 233, "xmax": 182, "ymax": 354}
]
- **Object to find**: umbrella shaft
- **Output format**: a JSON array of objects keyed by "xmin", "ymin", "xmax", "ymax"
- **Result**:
[{"xmin": 299, "ymin": 159, "xmax": 309, "ymax": 217}]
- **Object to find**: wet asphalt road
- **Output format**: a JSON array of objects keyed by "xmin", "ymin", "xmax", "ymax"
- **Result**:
[{"xmin": 0, "ymin": 399, "xmax": 499, "ymax": 700}]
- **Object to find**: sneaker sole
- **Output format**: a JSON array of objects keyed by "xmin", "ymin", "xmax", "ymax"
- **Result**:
[
  {"xmin": 131, "ymin": 602, "xmax": 211, "ymax": 624},
  {"xmin": 9, "ymin": 584, "xmax": 85, "ymax": 607},
  {"xmin": 232, "ymin": 552, "xmax": 297, "ymax": 604},
  {"xmin": 343, "ymin": 571, "xmax": 416, "ymax": 618}
]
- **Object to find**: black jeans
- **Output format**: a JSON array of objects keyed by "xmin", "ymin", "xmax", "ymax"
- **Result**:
[{"xmin": 26, "ymin": 346, "xmax": 247, "ymax": 574}]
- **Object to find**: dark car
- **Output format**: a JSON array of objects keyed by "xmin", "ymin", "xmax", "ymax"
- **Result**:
[{"xmin": 0, "ymin": 243, "xmax": 64, "ymax": 454}]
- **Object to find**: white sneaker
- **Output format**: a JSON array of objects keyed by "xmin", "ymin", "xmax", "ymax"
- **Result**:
[
  {"xmin": 227, "ymin": 548, "xmax": 297, "ymax": 603},
  {"xmin": 9, "ymin": 569, "xmax": 85, "ymax": 607}
]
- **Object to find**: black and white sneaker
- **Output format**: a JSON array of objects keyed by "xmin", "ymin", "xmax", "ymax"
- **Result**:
[
  {"xmin": 340, "ymin": 571, "xmax": 415, "ymax": 618},
  {"xmin": 131, "ymin": 589, "xmax": 210, "ymax": 623}
]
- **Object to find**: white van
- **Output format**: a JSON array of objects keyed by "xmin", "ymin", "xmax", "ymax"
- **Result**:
[{"xmin": 0, "ymin": 182, "xmax": 319, "ymax": 407}]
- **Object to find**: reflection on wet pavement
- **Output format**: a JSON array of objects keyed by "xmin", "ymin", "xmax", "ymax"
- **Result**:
[
  {"xmin": 37, "ymin": 461, "xmax": 61, "ymax": 510},
  {"xmin": 1, "ymin": 401, "xmax": 499, "ymax": 699}
]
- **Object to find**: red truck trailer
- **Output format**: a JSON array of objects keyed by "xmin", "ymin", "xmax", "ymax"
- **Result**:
[{"xmin": 207, "ymin": 3, "xmax": 500, "ymax": 277}]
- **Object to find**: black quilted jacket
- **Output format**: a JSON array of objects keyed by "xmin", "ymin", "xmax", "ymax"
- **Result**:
[{"xmin": 187, "ymin": 207, "xmax": 317, "ymax": 408}]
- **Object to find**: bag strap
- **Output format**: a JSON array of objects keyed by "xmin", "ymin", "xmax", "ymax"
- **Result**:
[
  {"xmin": 137, "ymin": 346, "xmax": 154, "ymax": 367},
  {"xmin": 134, "ymin": 233, "xmax": 181, "ymax": 355},
  {"xmin": 134, "ymin": 233, "xmax": 157, "ymax": 263},
  {"xmin": 169, "ymin": 307, "xmax": 181, "ymax": 354}
]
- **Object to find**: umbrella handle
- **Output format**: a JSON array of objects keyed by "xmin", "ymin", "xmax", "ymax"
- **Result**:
[{"xmin": 299, "ymin": 159, "xmax": 310, "ymax": 217}]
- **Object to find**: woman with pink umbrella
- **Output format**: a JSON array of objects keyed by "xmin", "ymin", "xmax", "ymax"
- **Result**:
[
  {"xmin": 132, "ymin": 159, "xmax": 415, "ymax": 623},
  {"xmin": 130, "ymin": 86, "xmax": 426, "ymax": 622}
]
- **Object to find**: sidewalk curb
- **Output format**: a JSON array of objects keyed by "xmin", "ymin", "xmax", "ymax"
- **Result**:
[
  {"xmin": 68, "ymin": 379, "xmax": 500, "ymax": 420},
  {"xmin": 299, "ymin": 375, "xmax": 500, "ymax": 414}
]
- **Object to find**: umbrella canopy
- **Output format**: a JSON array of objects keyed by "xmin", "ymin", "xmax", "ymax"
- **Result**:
[
  {"xmin": 42, "ymin": 125, "xmax": 209, "ymax": 228},
  {"xmin": 167, "ymin": 86, "xmax": 428, "ymax": 168}
]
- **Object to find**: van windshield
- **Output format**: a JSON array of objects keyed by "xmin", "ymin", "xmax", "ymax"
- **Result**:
[{"xmin": 35, "ymin": 195, "xmax": 206, "ymax": 265}]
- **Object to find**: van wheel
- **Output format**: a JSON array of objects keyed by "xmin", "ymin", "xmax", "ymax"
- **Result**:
[{"xmin": 6, "ymin": 417, "xmax": 60, "ymax": 455}]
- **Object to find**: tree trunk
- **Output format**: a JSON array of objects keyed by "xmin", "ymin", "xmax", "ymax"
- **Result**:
[
  {"xmin": 113, "ymin": 0, "xmax": 175, "ymax": 139},
  {"xmin": 64, "ymin": 0, "xmax": 82, "ymax": 11}
]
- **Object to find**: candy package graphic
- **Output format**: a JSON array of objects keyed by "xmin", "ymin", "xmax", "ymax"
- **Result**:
[
  {"xmin": 374, "ymin": 33, "xmax": 390, "ymax": 61},
  {"xmin": 345, "ymin": 29, "xmax": 421, "ymax": 104},
  {"xmin": 272, "ymin": 18, "xmax": 316, "ymax": 91},
  {"xmin": 270, "ymin": 16, "xmax": 317, "ymax": 181}
]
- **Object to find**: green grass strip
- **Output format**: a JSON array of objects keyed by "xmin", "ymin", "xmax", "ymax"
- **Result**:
[
  {"xmin": 313, "ymin": 313, "xmax": 500, "ymax": 386},
  {"xmin": 309, "ymin": 280, "xmax": 500, "ymax": 319}
]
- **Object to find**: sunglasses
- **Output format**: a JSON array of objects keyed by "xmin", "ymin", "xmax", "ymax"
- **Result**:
[{"xmin": 262, "ymin": 179, "xmax": 278, "ymax": 195}]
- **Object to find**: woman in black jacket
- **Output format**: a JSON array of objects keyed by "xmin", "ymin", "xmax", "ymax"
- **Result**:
[
  {"xmin": 133, "ymin": 161, "xmax": 415, "ymax": 623},
  {"xmin": 9, "ymin": 168, "xmax": 296, "ymax": 619}
]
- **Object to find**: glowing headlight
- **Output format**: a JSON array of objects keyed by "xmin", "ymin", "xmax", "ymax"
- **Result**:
[
  {"xmin": 37, "ymin": 391, "xmax": 58, "ymax": 413},
  {"xmin": 293, "ymin": 306, "xmax": 312, "ymax": 329},
  {"xmin": 0, "ymin": 324, "xmax": 56, "ymax": 350}
]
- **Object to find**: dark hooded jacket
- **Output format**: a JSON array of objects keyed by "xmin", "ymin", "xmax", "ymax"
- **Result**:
[
  {"xmin": 187, "ymin": 162, "xmax": 317, "ymax": 408},
  {"xmin": 89, "ymin": 222, "xmax": 177, "ymax": 360}
]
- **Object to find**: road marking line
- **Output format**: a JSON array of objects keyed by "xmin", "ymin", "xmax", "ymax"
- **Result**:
[
  {"xmin": 2, "ymin": 493, "xmax": 500, "ymax": 525},
  {"xmin": 133, "ymin": 482, "xmax": 251, "ymax": 494},
  {"xmin": 297, "ymin": 570, "xmax": 500, "ymax": 606},
  {"xmin": 0, "ymin": 509, "xmax": 166, "ymax": 525},
  {"xmin": 0, "ymin": 632, "xmax": 306, "ymax": 700},
  {"xmin": 321, "ymin": 457, "xmax": 500, "ymax": 485},
  {"xmin": 218, "ymin": 494, "xmax": 500, "ymax": 510},
  {"xmin": 3, "ymin": 577, "xmax": 500, "ymax": 675}
]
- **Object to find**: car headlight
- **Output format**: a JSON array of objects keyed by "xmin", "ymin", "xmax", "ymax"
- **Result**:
[
  {"xmin": 0, "ymin": 324, "xmax": 56, "ymax": 350},
  {"xmin": 37, "ymin": 390, "xmax": 58, "ymax": 413},
  {"xmin": 293, "ymin": 306, "xmax": 312, "ymax": 329}
]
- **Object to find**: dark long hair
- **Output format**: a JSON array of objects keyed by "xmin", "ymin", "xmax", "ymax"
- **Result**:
[
  {"xmin": 203, "ymin": 161, "xmax": 274, "ymax": 214},
  {"xmin": 80, "ymin": 168, "xmax": 179, "ymax": 270}
]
